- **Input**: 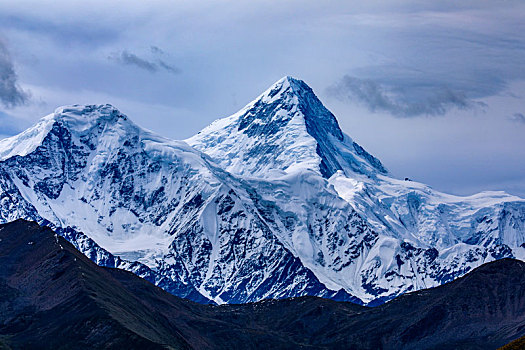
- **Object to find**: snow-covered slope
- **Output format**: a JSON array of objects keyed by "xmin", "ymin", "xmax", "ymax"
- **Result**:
[{"xmin": 1, "ymin": 77, "xmax": 524, "ymax": 305}]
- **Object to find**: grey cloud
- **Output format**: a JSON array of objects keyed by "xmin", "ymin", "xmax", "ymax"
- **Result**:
[
  {"xmin": 150, "ymin": 46, "xmax": 164, "ymax": 55},
  {"xmin": 158, "ymin": 60, "xmax": 181, "ymax": 74},
  {"xmin": 110, "ymin": 50, "xmax": 180, "ymax": 75},
  {"xmin": 327, "ymin": 75, "xmax": 485, "ymax": 117},
  {"xmin": 509, "ymin": 113, "xmax": 525, "ymax": 123},
  {"xmin": 116, "ymin": 50, "xmax": 157, "ymax": 72},
  {"xmin": 0, "ymin": 41, "xmax": 29, "ymax": 108},
  {"xmin": 151, "ymin": 46, "xmax": 181, "ymax": 74}
]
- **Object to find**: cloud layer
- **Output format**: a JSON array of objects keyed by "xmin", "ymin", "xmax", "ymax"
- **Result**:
[
  {"xmin": 109, "ymin": 49, "xmax": 180, "ymax": 74},
  {"xmin": 0, "ymin": 41, "xmax": 29, "ymax": 108},
  {"xmin": 328, "ymin": 75, "xmax": 485, "ymax": 117},
  {"xmin": 510, "ymin": 113, "xmax": 525, "ymax": 123}
]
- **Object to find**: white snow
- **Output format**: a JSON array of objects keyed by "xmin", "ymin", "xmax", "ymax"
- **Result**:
[{"xmin": 0, "ymin": 114, "xmax": 55, "ymax": 161}]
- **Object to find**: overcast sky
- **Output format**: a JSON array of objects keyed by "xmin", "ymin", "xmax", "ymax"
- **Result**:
[{"xmin": 0, "ymin": 0, "xmax": 524, "ymax": 197}]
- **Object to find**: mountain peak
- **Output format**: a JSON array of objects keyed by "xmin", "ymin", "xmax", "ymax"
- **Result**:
[
  {"xmin": 265, "ymin": 75, "xmax": 308, "ymax": 96},
  {"xmin": 52, "ymin": 104, "xmax": 130, "ymax": 132},
  {"xmin": 0, "ymin": 104, "xmax": 138, "ymax": 162},
  {"xmin": 188, "ymin": 77, "xmax": 387, "ymax": 179},
  {"xmin": 252, "ymin": 76, "xmax": 342, "ymax": 138}
]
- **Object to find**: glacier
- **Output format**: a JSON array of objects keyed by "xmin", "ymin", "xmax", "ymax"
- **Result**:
[{"xmin": 0, "ymin": 77, "xmax": 523, "ymax": 305}]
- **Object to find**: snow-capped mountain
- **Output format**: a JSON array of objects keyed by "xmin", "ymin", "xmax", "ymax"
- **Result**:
[
  {"xmin": 188, "ymin": 76, "xmax": 525, "ymax": 303},
  {"xmin": 0, "ymin": 104, "xmax": 356, "ymax": 304},
  {"xmin": 0, "ymin": 77, "xmax": 524, "ymax": 305}
]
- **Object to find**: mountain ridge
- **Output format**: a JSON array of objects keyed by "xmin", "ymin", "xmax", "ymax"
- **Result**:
[
  {"xmin": 1, "ymin": 219, "xmax": 524, "ymax": 350},
  {"xmin": 0, "ymin": 76, "xmax": 523, "ymax": 305},
  {"xmin": 0, "ymin": 99, "xmax": 359, "ymax": 305}
]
